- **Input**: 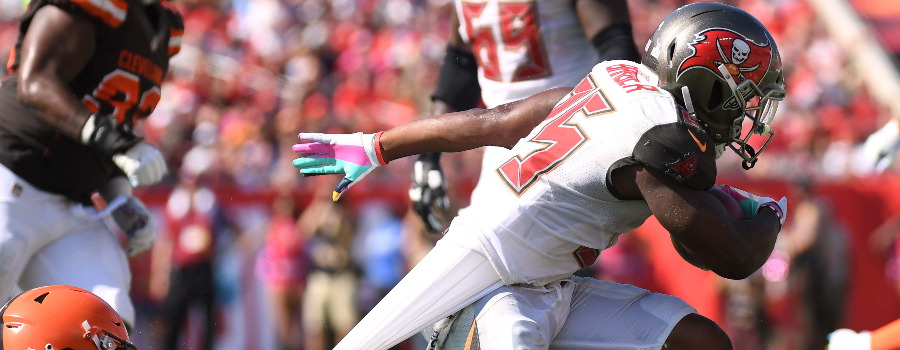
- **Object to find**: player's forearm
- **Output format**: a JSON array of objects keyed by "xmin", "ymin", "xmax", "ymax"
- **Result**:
[
  {"xmin": 637, "ymin": 168, "xmax": 779, "ymax": 279},
  {"xmin": 675, "ymin": 207, "xmax": 780, "ymax": 280},
  {"xmin": 380, "ymin": 87, "xmax": 570, "ymax": 162},
  {"xmin": 17, "ymin": 73, "xmax": 93, "ymax": 139},
  {"xmin": 380, "ymin": 107, "xmax": 497, "ymax": 161}
]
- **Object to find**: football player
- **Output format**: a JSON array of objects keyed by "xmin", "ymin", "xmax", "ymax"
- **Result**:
[
  {"xmin": 0, "ymin": 0, "xmax": 181, "ymax": 327},
  {"xmin": 408, "ymin": 0, "xmax": 640, "ymax": 231},
  {"xmin": 0, "ymin": 285, "xmax": 137, "ymax": 350},
  {"xmin": 294, "ymin": 2, "xmax": 787, "ymax": 349}
]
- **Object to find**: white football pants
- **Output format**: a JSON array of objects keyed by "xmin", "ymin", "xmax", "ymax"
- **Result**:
[
  {"xmin": 333, "ymin": 239, "xmax": 504, "ymax": 350},
  {"xmin": 0, "ymin": 164, "xmax": 135, "ymax": 325},
  {"xmin": 426, "ymin": 276, "xmax": 697, "ymax": 350}
]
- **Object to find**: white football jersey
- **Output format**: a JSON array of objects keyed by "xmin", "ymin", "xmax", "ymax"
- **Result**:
[
  {"xmin": 454, "ymin": 0, "xmax": 599, "ymax": 109},
  {"xmin": 454, "ymin": 0, "xmax": 600, "ymax": 218},
  {"xmin": 449, "ymin": 61, "xmax": 718, "ymax": 286}
]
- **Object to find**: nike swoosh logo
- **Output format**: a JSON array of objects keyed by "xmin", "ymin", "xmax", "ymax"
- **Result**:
[{"xmin": 688, "ymin": 130, "xmax": 707, "ymax": 152}]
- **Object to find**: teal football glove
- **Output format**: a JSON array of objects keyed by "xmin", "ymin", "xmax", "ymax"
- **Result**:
[
  {"xmin": 293, "ymin": 132, "xmax": 388, "ymax": 201},
  {"xmin": 714, "ymin": 184, "xmax": 787, "ymax": 228}
]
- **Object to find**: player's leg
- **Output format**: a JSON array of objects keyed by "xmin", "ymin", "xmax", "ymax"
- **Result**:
[
  {"xmin": 548, "ymin": 276, "xmax": 711, "ymax": 350},
  {"xmin": 430, "ymin": 281, "xmax": 576, "ymax": 350},
  {"xmin": 17, "ymin": 216, "xmax": 136, "ymax": 327},
  {"xmin": 662, "ymin": 314, "xmax": 732, "ymax": 350},
  {"xmin": 0, "ymin": 164, "xmax": 64, "ymax": 302},
  {"xmin": 334, "ymin": 240, "xmax": 503, "ymax": 350}
]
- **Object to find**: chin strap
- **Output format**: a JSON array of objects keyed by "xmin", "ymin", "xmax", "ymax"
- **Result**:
[{"xmin": 741, "ymin": 145, "xmax": 757, "ymax": 170}]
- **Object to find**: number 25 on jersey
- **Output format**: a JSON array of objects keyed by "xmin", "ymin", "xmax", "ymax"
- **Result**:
[{"xmin": 497, "ymin": 75, "xmax": 614, "ymax": 196}]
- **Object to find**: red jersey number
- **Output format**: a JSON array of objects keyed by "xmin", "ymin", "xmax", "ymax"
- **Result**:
[
  {"xmin": 461, "ymin": 1, "xmax": 551, "ymax": 82},
  {"xmin": 496, "ymin": 75, "xmax": 614, "ymax": 196},
  {"xmin": 82, "ymin": 69, "xmax": 161, "ymax": 129}
]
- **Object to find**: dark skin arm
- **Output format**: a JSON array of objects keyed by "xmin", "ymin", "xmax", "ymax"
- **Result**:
[
  {"xmin": 612, "ymin": 165, "xmax": 781, "ymax": 280},
  {"xmin": 380, "ymin": 87, "xmax": 570, "ymax": 161},
  {"xmin": 574, "ymin": 0, "xmax": 632, "ymax": 39},
  {"xmin": 16, "ymin": 5, "xmax": 96, "ymax": 140}
]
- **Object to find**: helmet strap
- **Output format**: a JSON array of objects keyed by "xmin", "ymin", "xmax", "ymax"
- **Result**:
[
  {"xmin": 680, "ymin": 86, "xmax": 696, "ymax": 114},
  {"xmin": 717, "ymin": 64, "xmax": 738, "ymax": 91}
]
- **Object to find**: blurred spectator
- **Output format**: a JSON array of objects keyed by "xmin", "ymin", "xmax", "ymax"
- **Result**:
[
  {"xmin": 352, "ymin": 201, "xmax": 405, "ymax": 313},
  {"xmin": 300, "ymin": 187, "xmax": 358, "ymax": 350},
  {"xmin": 718, "ymin": 271, "xmax": 769, "ymax": 350},
  {"xmin": 151, "ymin": 173, "xmax": 231, "ymax": 350},
  {"xmin": 255, "ymin": 194, "xmax": 307, "ymax": 350}
]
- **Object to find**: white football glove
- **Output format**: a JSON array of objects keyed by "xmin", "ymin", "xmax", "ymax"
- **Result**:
[
  {"xmin": 410, "ymin": 153, "xmax": 449, "ymax": 232},
  {"xmin": 105, "ymin": 195, "xmax": 157, "ymax": 256},
  {"xmin": 863, "ymin": 119, "xmax": 900, "ymax": 173},
  {"xmin": 113, "ymin": 142, "xmax": 168, "ymax": 187},
  {"xmin": 827, "ymin": 329, "xmax": 871, "ymax": 350}
]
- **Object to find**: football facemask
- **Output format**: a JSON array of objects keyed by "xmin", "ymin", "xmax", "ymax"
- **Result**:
[{"xmin": 717, "ymin": 64, "xmax": 786, "ymax": 169}]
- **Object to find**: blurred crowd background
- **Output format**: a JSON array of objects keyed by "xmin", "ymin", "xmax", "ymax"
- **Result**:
[{"xmin": 2, "ymin": 0, "xmax": 900, "ymax": 348}]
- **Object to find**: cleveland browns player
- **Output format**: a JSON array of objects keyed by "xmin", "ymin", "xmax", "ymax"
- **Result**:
[
  {"xmin": 0, "ymin": 285, "xmax": 137, "ymax": 350},
  {"xmin": 0, "ymin": 0, "xmax": 181, "ymax": 327},
  {"xmin": 405, "ymin": 0, "xmax": 641, "ymax": 232},
  {"xmin": 295, "ymin": 2, "xmax": 787, "ymax": 349}
]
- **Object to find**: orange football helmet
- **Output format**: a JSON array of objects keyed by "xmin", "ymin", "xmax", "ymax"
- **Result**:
[{"xmin": 0, "ymin": 285, "xmax": 136, "ymax": 350}]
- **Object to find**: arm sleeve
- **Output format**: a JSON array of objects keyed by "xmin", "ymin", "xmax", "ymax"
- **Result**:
[
  {"xmin": 431, "ymin": 46, "xmax": 481, "ymax": 112},
  {"xmin": 632, "ymin": 117, "xmax": 718, "ymax": 191}
]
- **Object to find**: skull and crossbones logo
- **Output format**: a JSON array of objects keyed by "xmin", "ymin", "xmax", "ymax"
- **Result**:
[{"xmin": 715, "ymin": 38, "xmax": 760, "ymax": 81}]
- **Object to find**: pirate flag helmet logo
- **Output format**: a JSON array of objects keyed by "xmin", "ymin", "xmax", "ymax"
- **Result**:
[{"xmin": 678, "ymin": 28, "xmax": 771, "ymax": 87}]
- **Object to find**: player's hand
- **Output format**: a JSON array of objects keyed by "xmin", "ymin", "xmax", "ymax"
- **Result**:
[
  {"xmin": 713, "ymin": 185, "xmax": 787, "ymax": 228},
  {"xmin": 863, "ymin": 119, "xmax": 900, "ymax": 173},
  {"xmin": 410, "ymin": 153, "xmax": 449, "ymax": 232},
  {"xmin": 106, "ymin": 195, "xmax": 156, "ymax": 256},
  {"xmin": 827, "ymin": 329, "xmax": 871, "ymax": 350},
  {"xmin": 113, "ymin": 143, "xmax": 168, "ymax": 187},
  {"xmin": 81, "ymin": 114, "xmax": 167, "ymax": 186},
  {"xmin": 293, "ymin": 132, "xmax": 387, "ymax": 201}
]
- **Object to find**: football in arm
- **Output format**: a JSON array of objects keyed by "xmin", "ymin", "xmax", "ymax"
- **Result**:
[
  {"xmin": 671, "ymin": 186, "xmax": 746, "ymax": 271},
  {"xmin": 709, "ymin": 186, "xmax": 745, "ymax": 220}
]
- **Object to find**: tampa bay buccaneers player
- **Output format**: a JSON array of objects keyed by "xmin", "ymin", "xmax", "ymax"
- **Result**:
[
  {"xmin": 295, "ymin": 2, "xmax": 787, "ymax": 349},
  {"xmin": 405, "ymin": 0, "xmax": 641, "ymax": 231},
  {"xmin": 0, "ymin": 0, "xmax": 181, "ymax": 327}
]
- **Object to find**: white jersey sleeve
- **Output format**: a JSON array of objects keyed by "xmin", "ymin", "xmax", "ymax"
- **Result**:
[
  {"xmin": 454, "ymin": 0, "xmax": 599, "ymax": 108},
  {"xmin": 450, "ymin": 61, "xmax": 718, "ymax": 286}
]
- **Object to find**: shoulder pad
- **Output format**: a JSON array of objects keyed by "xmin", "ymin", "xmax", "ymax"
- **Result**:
[
  {"xmin": 633, "ymin": 107, "xmax": 717, "ymax": 190},
  {"xmin": 160, "ymin": 1, "xmax": 184, "ymax": 56},
  {"xmin": 60, "ymin": 0, "xmax": 128, "ymax": 28}
]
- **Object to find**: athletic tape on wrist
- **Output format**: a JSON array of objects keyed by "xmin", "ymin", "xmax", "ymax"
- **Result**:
[{"xmin": 374, "ymin": 131, "xmax": 388, "ymax": 165}]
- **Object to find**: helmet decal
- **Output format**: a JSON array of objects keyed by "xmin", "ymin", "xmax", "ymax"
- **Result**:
[{"xmin": 677, "ymin": 28, "xmax": 772, "ymax": 86}]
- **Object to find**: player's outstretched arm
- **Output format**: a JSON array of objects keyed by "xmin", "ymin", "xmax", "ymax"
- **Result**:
[
  {"xmin": 16, "ymin": 5, "xmax": 96, "ymax": 139},
  {"xmin": 294, "ymin": 87, "xmax": 570, "ymax": 200},
  {"xmin": 382, "ymin": 87, "xmax": 569, "ymax": 159},
  {"xmin": 615, "ymin": 165, "xmax": 785, "ymax": 280}
]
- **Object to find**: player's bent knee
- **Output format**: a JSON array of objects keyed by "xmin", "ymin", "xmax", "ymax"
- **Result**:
[
  {"xmin": 510, "ymin": 320, "xmax": 550, "ymax": 349},
  {"xmin": 664, "ymin": 313, "xmax": 732, "ymax": 350}
]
